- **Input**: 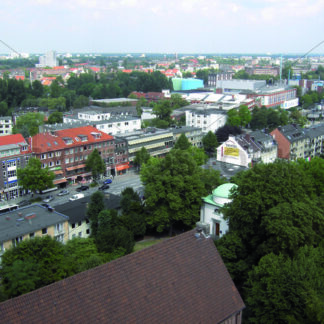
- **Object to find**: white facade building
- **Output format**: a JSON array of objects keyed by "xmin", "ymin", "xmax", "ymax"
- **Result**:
[
  {"xmin": 0, "ymin": 117, "xmax": 13, "ymax": 136},
  {"xmin": 217, "ymin": 131, "xmax": 277, "ymax": 167},
  {"xmin": 36, "ymin": 50, "xmax": 58, "ymax": 68},
  {"xmin": 199, "ymin": 183, "xmax": 237, "ymax": 238},
  {"xmin": 185, "ymin": 108, "xmax": 227, "ymax": 133},
  {"xmin": 63, "ymin": 111, "xmax": 141, "ymax": 135}
]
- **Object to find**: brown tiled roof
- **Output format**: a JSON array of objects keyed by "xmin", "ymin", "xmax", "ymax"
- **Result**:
[{"xmin": 0, "ymin": 230, "xmax": 245, "ymax": 323}]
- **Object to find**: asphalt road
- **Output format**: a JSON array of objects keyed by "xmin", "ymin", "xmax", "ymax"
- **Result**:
[{"xmin": 15, "ymin": 172, "xmax": 143, "ymax": 208}]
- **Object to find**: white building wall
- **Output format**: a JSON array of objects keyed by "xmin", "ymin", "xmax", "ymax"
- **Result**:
[
  {"xmin": 68, "ymin": 220, "xmax": 90, "ymax": 240},
  {"xmin": 217, "ymin": 137, "xmax": 251, "ymax": 167},
  {"xmin": 186, "ymin": 111, "xmax": 227, "ymax": 133},
  {"xmin": 200, "ymin": 203, "xmax": 229, "ymax": 237}
]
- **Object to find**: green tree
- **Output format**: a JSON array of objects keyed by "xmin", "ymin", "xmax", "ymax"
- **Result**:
[
  {"xmin": 217, "ymin": 160, "xmax": 323, "ymax": 287},
  {"xmin": 152, "ymin": 100, "xmax": 173, "ymax": 128},
  {"xmin": 120, "ymin": 187, "xmax": 141, "ymax": 214},
  {"xmin": 226, "ymin": 109, "xmax": 241, "ymax": 127},
  {"xmin": 174, "ymin": 133, "xmax": 191, "ymax": 150},
  {"xmin": 63, "ymin": 237, "xmax": 106, "ymax": 274},
  {"xmin": 238, "ymin": 105, "xmax": 251, "ymax": 127},
  {"xmin": 133, "ymin": 147, "xmax": 150, "ymax": 170},
  {"xmin": 13, "ymin": 112, "xmax": 44, "ymax": 137},
  {"xmin": 95, "ymin": 209, "xmax": 135, "ymax": 254},
  {"xmin": 141, "ymin": 149, "xmax": 206, "ymax": 234},
  {"xmin": 17, "ymin": 157, "xmax": 55, "ymax": 193},
  {"xmin": 87, "ymin": 191, "xmax": 105, "ymax": 238},
  {"xmin": 170, "ymin": 93, "xmax": 189, "ymax": 108},
  {"xmin": 187, "ymin": 146, "xmax": 208, "ymax": 166},
  {"xmin": 246, "ymin": 246, "xmax": 324, "ymax": 323},
  {"xmin": 0, "ymin": 236, "xmax": 68, "ymax": 298},
  {"xmin": 202, "ymin": 131, "xmax": 218, "ymax": 157},
  {"xmin": 86, "ymin": 148, "xmax": 106, "ymax": 182},
  {"xmin": 73, "ymin": 95, "xmax": 89, "ymax": 108},
  {"xmin": 120, "ymin": 188, "xmax": 146, "ymax": 237},
  {"xmin": 200, "ymin": 168, "xmax": 226, "ymax": 195},
  {"xmin": 47, "ymin": 111, "xmax": 63, "ymax": 124}
]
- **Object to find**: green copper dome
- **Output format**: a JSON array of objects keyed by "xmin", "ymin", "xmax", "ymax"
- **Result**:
[{"xmin": 212, "ymin": 183, "xmax": 238, "ymax": 199}]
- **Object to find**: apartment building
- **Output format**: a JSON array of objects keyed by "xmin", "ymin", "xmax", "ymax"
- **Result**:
[
  {"xmin": 30, "ymin": 126, "xmax": 115, "ymax": 186},
  {"xmin": 0, "ymin": 117, "xmax": 13, "ymax": 136},
  {"xmin": 185, "ymin": 108, "xmax": 227, "ymax": 133},
  {"xmin": 271, "ymin": 123, "xmax": 324, "ymax": 161},
  {"xmin": 0, "ymin": 204, "xmax": 69, "ymax": 261},
  {"xmin": 0, "ymin": 134, "xmax": 31, "ymax": 200}
]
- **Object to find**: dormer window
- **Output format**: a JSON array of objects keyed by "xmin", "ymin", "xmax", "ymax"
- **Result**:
[
  {"xmin": 62, "ymin": 137, "xmax": 73, "ymax": 145},
  {"xmin": 78, "ymin": 135, "xmax": 88, "ymax": 142}
]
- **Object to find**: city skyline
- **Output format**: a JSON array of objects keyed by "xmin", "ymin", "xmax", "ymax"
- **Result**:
[{"xmin": 1, "ymin": 0, "xmax": 324, "ymax": 55}]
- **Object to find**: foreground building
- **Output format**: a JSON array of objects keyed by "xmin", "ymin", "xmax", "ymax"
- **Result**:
[
  {"xmin": 0, "ymin": 229, "xmax": 245, "ymax": 323},
  {"xmin": 0, "ymin": 204, "xmax": 69, "ymax": 261}
]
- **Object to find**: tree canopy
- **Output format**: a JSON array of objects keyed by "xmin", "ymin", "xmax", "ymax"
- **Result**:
[
  {"xmin": 216, "ymin": 158, "xmax": 324, "ymax": 322},
  {"xmin": 174, "ymin": 133, "xmax": 191, "ymax": 150},
  {"xmin": 85, "ymin": 148, "xmax": 106, "ymax": 181},
  {"xmin": 140, "ymin": 149, "xmax": 206, "ymax": 233},
  {"xmin": 17, "ymin": 157, "xmax": 55, "ymax": 193},
  {"xmin": 13, "ymin": 112, "xmax": 44, "ymax": 137},
  {"xmin": 202, "ymin": 131, "xmax": 218, "ymax": 156},
  {"xmin": 133, "ymin": 147, "xmax": 150, "ymax": 170}
]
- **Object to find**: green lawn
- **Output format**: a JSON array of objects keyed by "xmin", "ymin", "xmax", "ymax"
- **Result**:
[{"xmin": 133, "ymin": 239, "xmax": 165, "ymax": 252}]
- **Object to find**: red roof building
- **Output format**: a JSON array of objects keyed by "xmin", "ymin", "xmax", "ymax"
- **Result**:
[
  {"xmin": 30, "ymin": 126, "xmax": 115, "ymax": 186},
  {"xmin": 0, "ymin": 229, "xmax": 245, "ymax": 323}
]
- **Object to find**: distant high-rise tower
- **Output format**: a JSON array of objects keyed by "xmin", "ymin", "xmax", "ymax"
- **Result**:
[{"xmin": 36, "ymin": 50, "xmax": 58, "ymax": 68}]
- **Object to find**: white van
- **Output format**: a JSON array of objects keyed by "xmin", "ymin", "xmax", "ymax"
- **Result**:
[{"xmin": 69, "ymin": 193, "xmax": 84, "ymax": 201}]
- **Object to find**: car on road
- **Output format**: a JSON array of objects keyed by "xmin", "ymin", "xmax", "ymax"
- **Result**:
[
  {"xmin": 103, "ymin": 178, "xmax": 112, "ymax": 185},
  {"xmin": 76, "ymin": 185, "xmax": 89, "ymax": 192},
  {"xmin": 18, "ymin": 199, "xmax": 32, "ymax": 207},
  {"xmin": 41, "ymin": 203, "xmax": 51, "ymax": 208},
  {"xmin": 43, "ymin": 195, "xmax": 54, "ymax": 203},
  {"xmin": 69, "ymin": 193, "xmax": 85, "ymax": 201},
  {"xmin": 99, "ymin": 184, "xmax": 110, "ymax": 191},
  {"xmin": 57, "ymin": 189, "xmax": 69, "ymax": 196}
]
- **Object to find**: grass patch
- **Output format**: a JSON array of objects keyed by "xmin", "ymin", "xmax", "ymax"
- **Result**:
[{"xmin": 133, "ymin": 239, "xmax": 165, "ymax": 252}]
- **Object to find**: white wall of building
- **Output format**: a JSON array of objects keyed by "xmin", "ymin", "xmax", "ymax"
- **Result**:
[
  {"xmin": 186, "ymin": 111, "xmax": 227, "ymax": 133},
  {"xmin": 217, "ymin": 136, "xmax": 250, "ymax": 167}
]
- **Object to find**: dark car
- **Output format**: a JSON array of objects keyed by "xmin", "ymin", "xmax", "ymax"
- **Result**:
[
  {"xmin": 103, "ymin": 178, "xmax": 112, "ymax": 185},
  {"xmin": 99, "ymin": 184, "xmax": 110, "ymax": 191},
  {"xmin": 18, "ymin": 199, "xmax": 32, "ymax": 207},
  {"xmin": 41, "ymin": 203, "xmax": 51, "ymax": 208},
  {"xmin": 76, "ymin": 185, "xmax": 89, "ymax": 192}
]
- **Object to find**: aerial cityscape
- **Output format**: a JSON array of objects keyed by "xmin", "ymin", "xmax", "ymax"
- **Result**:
[{"xmin": 0, "ymin": 0, "xmax": 324, "ymax": 323}]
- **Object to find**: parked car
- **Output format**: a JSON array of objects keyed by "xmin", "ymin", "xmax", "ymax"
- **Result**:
[
  {"xmin": 18, "ymin": 199, "xmax": 32, "ymax": 207},
  {"xmin": 57, "ymin": 189, "xmax": 69, "ymax": 196},
  {"xmin": 99, "ymin": 184, "xmax": 110, "ymax": 191},
  {"xmin": 43, "ymin": 195, "xmax": 54, "ymax": 203},
  {"xmin": 69, "ymin": 193, "xmax": 85, "ymax": 201},
  {"xmin": 41, "ymin": 203, "xmax": 51, "ymax": 208},
  {"xmin": 103, "ymin": 178, "xmax": 112, "ymax": 185},
  {"xmin": 76, "ymin": 185, "xmax": 89, "ymax": 192}
]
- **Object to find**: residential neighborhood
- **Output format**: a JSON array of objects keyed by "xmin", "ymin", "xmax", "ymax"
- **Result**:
[{"xmin": 0, "ymin": 48, "xmax": 324, "ymax": 323}]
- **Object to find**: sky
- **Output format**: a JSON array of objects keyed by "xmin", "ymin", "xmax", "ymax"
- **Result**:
[{"xmin": 1, "ymin": 0, "xmax": 324, "ymax": 55}]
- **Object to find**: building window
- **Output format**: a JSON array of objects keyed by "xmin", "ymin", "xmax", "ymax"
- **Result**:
[
  {"xmin": 29, "ymin": 232, "xmax": 35, "ymax": 238},
  {"xmin": 86, "ymin": 229, "xmax": 90, "ymax": 234},
  {"xmin": 72, "ymin": 223, "xmax": 75, "ymax": 229},
  {"xmin": 86, "ymin": 218, "xmax": 89, "ymax": 224},
  {"xmin": 42, "ymin": 228, "xmax": 47, "ymax": 234},
  {"xmin": 56, "ymin": 160, "xmax": 61, "ymax": 165},
  {"xmin": 78, "ymin": 221, "xmax": 82, "ymax": 226}
]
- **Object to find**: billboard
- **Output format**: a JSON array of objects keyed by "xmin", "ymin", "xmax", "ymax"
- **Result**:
[{"xmin": 224, "ymin": 147, "xmax": 239, "ymax": 157}]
